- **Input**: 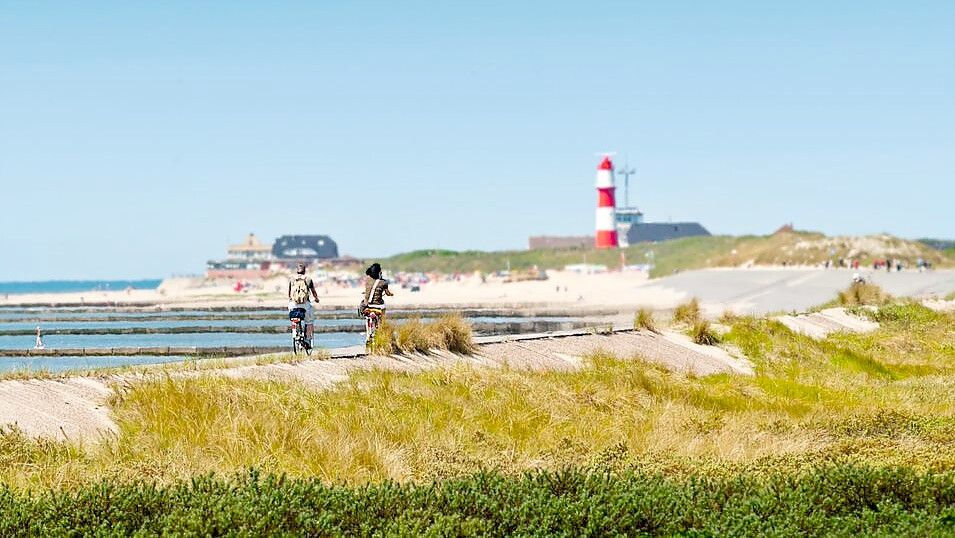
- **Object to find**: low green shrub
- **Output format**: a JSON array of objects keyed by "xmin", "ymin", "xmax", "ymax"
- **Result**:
[
  {"xmin": 869, "ymin": 302, "xmax": 941, "ymax": 324},
  {"xmin": 0, "ymin": 466, "xmax": 951, "ymax": 536}
]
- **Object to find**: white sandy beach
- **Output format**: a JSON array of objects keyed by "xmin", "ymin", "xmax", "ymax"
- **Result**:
[
  {"xmin": 0, "ymin": 270, "xmax": 683, "ymax": 311},
  {"xmin": 3, "ymin": 267, "xmax": 955, "ymax": 316}
]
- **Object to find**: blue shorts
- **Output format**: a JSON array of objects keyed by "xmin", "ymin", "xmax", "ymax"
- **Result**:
[{"xmin": 288, "ymin": 301, "xmax": 314, "ymax": 323}]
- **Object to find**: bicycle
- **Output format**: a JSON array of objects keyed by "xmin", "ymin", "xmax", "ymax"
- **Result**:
[
  {"xmin": 364, "ymin": 309, "xmax": 382, "ymax": 346},
  {"xmin": 289, "ymin": 307, "xmax": 312, "ymax": 355}
]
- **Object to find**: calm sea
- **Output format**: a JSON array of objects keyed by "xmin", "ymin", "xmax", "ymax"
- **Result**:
[{"xmin": 0, "ymin": 280, "xmax": 162, "ymax": 295}]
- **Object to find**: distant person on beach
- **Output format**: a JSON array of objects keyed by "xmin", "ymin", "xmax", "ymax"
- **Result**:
[
  {"xmin": 34, "ymin": 326, "xmax": 44, "ymax": 350},
  {"xmin": 361, "ymin": 263, "xmax": 394, "ymax": 321},
  {"xmin": 288, "ymin": 263, "xmax": 320, "ymax": 342}
]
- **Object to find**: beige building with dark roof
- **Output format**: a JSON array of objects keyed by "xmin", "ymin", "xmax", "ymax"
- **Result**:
[{"xmin": 227, "ymin": 233, "xmax": 273, "ymax": 262}]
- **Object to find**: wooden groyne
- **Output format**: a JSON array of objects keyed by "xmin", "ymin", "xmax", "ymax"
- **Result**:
[
  {"xmin": 0, "ymin": 307, "xmax": 618, "ymax": 319},
  {"xmin": 0, "ymin": 321, "xmax": 604, "ymax": 358},
  {"xmin": 0, "ymin": 346, "xmax": 287, "ymax": 358},
  {"xmin": 0, "ymin": 320, "xmax": 593, "ymax": 337},
  {"xmin": 0, "ymin": 311, "xmax": 591, "ymax": 323},
  {"xmin": 0, "ymin": 327, "xmax": 620, "ymax": 360}
]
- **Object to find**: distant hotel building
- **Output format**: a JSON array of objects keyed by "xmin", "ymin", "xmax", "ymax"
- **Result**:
[
  {"xmin": 229, "ymin": 233, "xmax": 273, "ymax": 262},
  {"xmin": 272, "ymin": 235, "xmax": 339, "ymax": 260},
  {"xmin": 206, "ymin": 233, "xmax": 340, "ymax": 278}
]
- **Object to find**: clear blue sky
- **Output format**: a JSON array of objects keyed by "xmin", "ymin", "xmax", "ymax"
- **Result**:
[{"xmin": 1, "ymin": 1, "xmax": 952, "ymax": 280}]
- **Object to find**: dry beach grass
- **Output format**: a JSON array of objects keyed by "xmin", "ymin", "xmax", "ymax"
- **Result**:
[
  {"xmin": 0, "ymin": 302, "xmax": 953, "ymax": 490},
  {"xmin": 368, "ymin": 313, "xmax": 476, "ymax": 355}
]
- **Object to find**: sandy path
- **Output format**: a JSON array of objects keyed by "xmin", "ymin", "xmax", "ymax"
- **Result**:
[
  {"xmin": 923, "ymin": 299, "xmax": 955, "ymax": 312},
  {"xmin": 644, "ymin": 268, "xmax": 955, "ymax": 315},
  {"xmin": 0, "ymin": 378, "xmax": 116, "ymax": 440},
  {"xmin": 775, "ymin": 308, "xmax": 879, "ymax": 339}
]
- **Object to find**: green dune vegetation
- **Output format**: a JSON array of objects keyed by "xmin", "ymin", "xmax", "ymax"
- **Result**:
[
  {"xmin": 382, "ymin": 230, "xmax": 954, "ymax": 278},
  {"xmin": 0, "ymin": 299, "xmax": 953, "ymax": 533},
  {"xmin": 1, "ymin": 466, "xmax": 951, "ymax": 536}
]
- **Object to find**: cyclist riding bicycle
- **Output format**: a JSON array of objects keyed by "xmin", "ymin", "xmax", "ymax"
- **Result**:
[
  {"xmin": 288, "ymin": 262, "xmax": 320, "ymax": 345},
  {"xmin": 361, "ymin": 262, "xmax": 393, "ymax": 323}
]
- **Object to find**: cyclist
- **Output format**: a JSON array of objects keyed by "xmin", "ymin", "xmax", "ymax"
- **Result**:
[
  {"xmin": 361, "ymin": 263, "xmax": 393, "ymax": 336},
  {"xmin": 288, "ymin": 262, "xmax": 320, "ymax": 345}
]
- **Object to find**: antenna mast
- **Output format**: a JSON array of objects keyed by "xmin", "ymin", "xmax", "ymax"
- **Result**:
[{"xmin": 617, "ymin": 161, "xmax": 636, "ymax": 207}]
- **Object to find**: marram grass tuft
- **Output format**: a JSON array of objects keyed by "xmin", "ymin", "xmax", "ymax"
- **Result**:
[
  {"xmin": 634, "ymin": 308, "xmax": 659, "ymax": 333},
  {"xmin": 673, "ymin": 298, "xmax": 702, "ymax": 325},
  {"xmin": 369, "ymin": 314, "xmax": 475, "ymax": 355}
]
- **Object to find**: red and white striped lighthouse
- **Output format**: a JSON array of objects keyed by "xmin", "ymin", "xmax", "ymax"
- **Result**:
[{"xmin": 595, "ymin": 156, "xmax": 619, "ymax": 248}]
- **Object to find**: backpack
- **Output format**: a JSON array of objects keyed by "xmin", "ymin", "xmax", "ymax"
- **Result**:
[{"xmin": 290, "ymin": 275, "xmax": 310, "ymax": 304}]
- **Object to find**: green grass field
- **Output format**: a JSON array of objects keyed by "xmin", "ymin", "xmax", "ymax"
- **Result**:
[{"xmin": 381, "ymin": 231, "xmax": 954, "ymax": 277}]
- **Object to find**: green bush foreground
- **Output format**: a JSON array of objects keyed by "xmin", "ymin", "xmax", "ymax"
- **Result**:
[{"xmin": 1, "ymin": 465, "xmax": 953, "ymax": 536}]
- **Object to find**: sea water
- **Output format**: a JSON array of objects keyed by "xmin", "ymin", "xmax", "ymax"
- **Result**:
[
  {"xmin": 0, "ymin": 305, "xmax": 581, "ymax": 373},
  {"xmin": 0, "ymin": 280, "xmax": 162, "ymax": 295}
]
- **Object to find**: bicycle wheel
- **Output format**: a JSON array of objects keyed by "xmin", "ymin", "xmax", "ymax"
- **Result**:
[{"xmin": 368, "ymin": 316, "xmax": 381, "ymax": 347}]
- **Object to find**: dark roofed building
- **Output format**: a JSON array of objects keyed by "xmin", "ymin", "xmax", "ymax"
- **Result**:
[
  {"xmin": 272, "ymin": 235, "xmax": 339, "ymax": 260},
  {"xmin": 627, "ymin": 222, "xmax": 711, "ymax": 244}
]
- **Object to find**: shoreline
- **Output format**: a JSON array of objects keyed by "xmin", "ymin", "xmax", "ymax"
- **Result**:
[
  {"xmin": 0, "ymin": 270, "xmax": 676, "ymax": 311},
  {"xmin": 2, "ymin": 267, "xmax": 953, "ymax": 314}
]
